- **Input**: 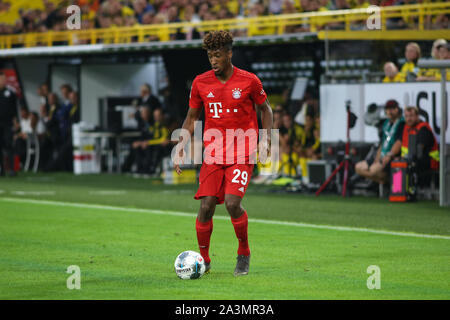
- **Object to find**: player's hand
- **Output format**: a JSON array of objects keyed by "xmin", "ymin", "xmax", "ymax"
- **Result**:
[
  {"xmin": 173, "ymin": 142, "xmax": 185, "ymax": 175},
  {"xmin": 258, "ymin": 138, "xmax": 271, "ymax": 163}
]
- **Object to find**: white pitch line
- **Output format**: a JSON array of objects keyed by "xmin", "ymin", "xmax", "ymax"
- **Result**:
[
  {"xmin": 88, "ymin": 190, "xmax": 127, "ymax": 195},
  {"xmin": 0, "ymin": 197, "xmax": 449, "ymax": 240},
  {"xmin": 10, "ymin": 191, "xmax": 56, "ymax": 196}
]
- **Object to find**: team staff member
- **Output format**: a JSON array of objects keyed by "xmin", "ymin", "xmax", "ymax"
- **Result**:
[
  {"xmin": 397, "ymin": 106, "xmax": 439, "ymax": 172},
  {"xmin": 355, "ymin": 100, "xmax": 405, "ymax": 184},
  {"xmin": 0, "ymin": 71, "xmax": 18, "ymax": 177}
]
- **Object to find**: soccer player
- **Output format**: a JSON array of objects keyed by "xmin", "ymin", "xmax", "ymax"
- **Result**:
[{"xmin": 174, "ymin": 30, "xmax": 273, "ymax": 276}]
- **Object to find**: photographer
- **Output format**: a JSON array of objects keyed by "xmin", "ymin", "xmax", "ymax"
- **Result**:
[{"xmin": 355, "ymin": 100, "xmax": 404, "ymax": 184}]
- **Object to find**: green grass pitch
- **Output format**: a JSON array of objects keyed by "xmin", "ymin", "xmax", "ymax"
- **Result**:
[{"xmin": 0, "ymin": 173, "xmax": 449, "ymax": 299}]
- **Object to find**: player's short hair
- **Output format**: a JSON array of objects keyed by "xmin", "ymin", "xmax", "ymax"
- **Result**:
[{"xmin": 202, "ymin": 30, "xmax": 233, "ymax": 52}]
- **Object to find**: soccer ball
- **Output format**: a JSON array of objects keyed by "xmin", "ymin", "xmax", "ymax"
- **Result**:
[{"xmin": 174, "ymin": 250, "xmax": 206, "ymax": 279}]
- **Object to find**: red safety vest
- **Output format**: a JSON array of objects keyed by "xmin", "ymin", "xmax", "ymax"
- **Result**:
[{"xmin": 401, "ymin": 121, "xmax": 439, "ymax": 170}]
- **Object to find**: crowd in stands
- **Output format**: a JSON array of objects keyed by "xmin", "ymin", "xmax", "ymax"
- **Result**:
[
  {"xmin": 383, "ymin": 39, "xmax": 450, "ymax": 83},
  {"xmin": 254, "ymin": 92, "xmax": 321, "ymax": 181},
  {"xmin": 0, "ymin": 0, "xmax": 448, "ymax": 37},
  {"xmin": 15, "ymin": 83, "xmax": 80, "ymax": 172}
]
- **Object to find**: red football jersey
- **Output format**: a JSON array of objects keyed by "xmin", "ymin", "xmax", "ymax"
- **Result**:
[{"xmin": 189, "ymin": 66, "xmax": 267, "ymax": 164}]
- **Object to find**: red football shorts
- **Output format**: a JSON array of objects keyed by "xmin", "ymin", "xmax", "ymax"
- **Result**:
[{"xmin": 194, "ymin": 163, "xmax": 254, "ymax": 204}]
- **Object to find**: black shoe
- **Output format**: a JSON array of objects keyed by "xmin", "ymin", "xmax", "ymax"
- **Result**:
[
  {"xmin": 234, "ymin": 254, "xmax": 250, "ymax": 276},
  {"xmin": 204, "ymin": 262, "xmax": 211, "ymax": 274},
  {"xmin": 7, "ymin": 170, "xmax": 17, "ymax": 177}
]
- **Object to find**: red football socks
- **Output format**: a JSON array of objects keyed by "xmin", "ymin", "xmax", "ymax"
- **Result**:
[
  {"xmin": 195, "ymin": 218, "xmax": 213, "ymax": 264},
  {"xmin": 231, "ymin": 211, "xmax": 250, "ymax": 256}
]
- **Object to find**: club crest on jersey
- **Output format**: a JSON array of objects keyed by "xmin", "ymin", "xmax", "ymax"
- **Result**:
[{"xmin": 232, "ymin": 88, "xmax": 242, "ymax": 99}]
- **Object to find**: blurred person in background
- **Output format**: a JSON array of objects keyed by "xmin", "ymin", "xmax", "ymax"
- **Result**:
[
  {"xmin": 139, "ymin": 108, "xmax": 170, "ymax": 175},
  {"xmin": 38, "ymin": 82, "xmax": 50, "ymax": 113},
  {"xmin": 382, "ymin": 61, "xmax": 405, "ymax": 83},
  {"xmin": 56, "ymin": 84, "xmax": 73, "ymax": 143},
  {"xmin": 13, "ymin": 109, "xmax": 45, "ymax": 170},
  {"xmin": 44, "ymin": 88, "xmax": 80, "ymax": 172},
  {"xmin": 417, "ymin": 39, "xmax": 449, "ymax": 81},
  {"xmin": 135, "ymin": 83, "xmax": 162, "ymax": 126},
  {"xmin": 303, "ymin": 113, "xmax": 321, "ymax": 160},
  {"xmin": 122, "ymin": 105, "xmax": 152, "ymax": 174},
  {"xmin": 40, "ymin": 92, "xmax": 60, "ymax": 171},
  {"xmin": 399, "ymin": 42, "xmax": 421, "ymax": 82},
  {"xmin": 12, "ymin": 106, "xmax": 30, "ymax": 168},
  {"xmin": 354, "ymin": 99, "xmax": 404, "ymax": 185},
  {"xmin": 396, "ymin": 106, "xmax": 439, "ymax": 175},
  {"xmin": 279, "ymin": 112, "xmax": 305, "ymax": 177},
  {"xmin": 0, "ymin": 71, "xmax": 18, "ymax": 177}
]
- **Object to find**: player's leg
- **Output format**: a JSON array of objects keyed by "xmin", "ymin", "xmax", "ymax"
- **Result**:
[
  {"xmin": 225, "ymin": 194, "xmax": 251, "ymax": 276},
  {"xmin": 194, "ymin": 163, "xmax": 225, "ymax": 270},
  {"xmin": 196, "ymin": 196, "xmax": 216, "ymax": 272},
  {"xmin": 224, "ymin": 164, "xmax": 254, "ymax": 276}
]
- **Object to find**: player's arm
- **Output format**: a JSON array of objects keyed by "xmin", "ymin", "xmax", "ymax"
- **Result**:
[
  {"xmin": 256, "ymin": 99, "xmax": 273, "ymax": 132},
  {"xmin": 256, "ymin": 99, "xmax": 273, "ymax": 161},
  {"xmin": 180, "ymin": 106, "xmax": 202, "ymax": 137}
]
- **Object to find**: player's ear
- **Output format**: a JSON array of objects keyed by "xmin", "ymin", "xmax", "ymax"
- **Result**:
[{"xmin": 227, "ymin": 48, "xmax": 232, "ymax": 61}]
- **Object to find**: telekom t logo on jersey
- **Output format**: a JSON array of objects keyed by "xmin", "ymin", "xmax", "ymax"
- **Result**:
[
  {"xmin": 209, "ymin": 102, "xmax": 238, "ymax": 118},
  {"xmin": 209, "ymin": 102, "xmax": 222, "ymax": 118}
]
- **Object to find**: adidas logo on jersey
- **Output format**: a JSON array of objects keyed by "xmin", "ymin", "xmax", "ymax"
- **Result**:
[
  {"xmin": 207, "ymin": 92, "xmax": 214, "ymax": 98},
  {"xmin": 238, "ymin": 187, "xmax": 245, "ymax": 193}
]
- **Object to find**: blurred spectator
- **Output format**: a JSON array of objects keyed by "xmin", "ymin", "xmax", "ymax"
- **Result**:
[
  {"xmin": 382, "ymin": 62, "xmax": 405, "ymax": 83},
  {"xmin": 13, "ymin": 106, "xmax": 30, "ymax": 169},
  {"xmin": 303, "ymin": 113, "xmax": 321, "ymax": 160},
  {"xmin": 135, "ymin": 83, "xmax": 162, "ymax": 125},
  {"xmin": 13, "ymin": 108, "xmax": 45, "ymax": 169},
  {"xmin": 143, "ymin": 108, "xmax": 170, "ymax": 174},
  {"xmin": 417, "ymin": 39, "xmax": 450, "ymax": 82},
  {"xmin": 0, "ymin": 0, "xmax": 448, "ymax": 38},
  {"xmin": 397, "ymin": 106, "xmax": 439, "ymax": 175},
  {"xmin": 399, "ymin": 42, "xmax": 421, "ymax": 82},
  {"xmin": 354, "ymin": 99, "xmax": 404, "ymax": 185},
  {"xmin": 40, "ymin": 92, "xmax": 60, "ymax": 170},
  {"xmin": 38, "ymin": 82, "xmax": 50, "ymax": 113},
  {"xmin": 0, "ymin": 71, "xmax": 17, "ymax": 176},
  {"xmin": 279, "ymin": 112, "xmax": 305, "ymax": 176},
  {"xmin": 122, "ymin": 105, "xmax": 168, "ymax": 174},
  {"xmin": 43, "ymin": 87, "xmax": 79, "ymax": 172}
]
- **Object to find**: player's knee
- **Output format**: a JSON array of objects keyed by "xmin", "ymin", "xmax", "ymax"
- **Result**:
[
  {"xmin": 225, "ymin": 198, "xmax": 241, "ymax": 215},
  {"xmin": 199, "ymin": 198, "xmax": 216, "ymax": 216}
]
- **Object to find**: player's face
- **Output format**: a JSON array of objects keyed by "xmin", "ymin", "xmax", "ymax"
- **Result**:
[{"xmin": 207, "ymin": 48, "xmax": 232, "ymax": 76}]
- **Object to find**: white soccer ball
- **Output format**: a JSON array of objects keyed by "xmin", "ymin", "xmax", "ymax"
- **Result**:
[{"xmin": 174, "ymin": 250, "xmax": 206, "ymax": 279}]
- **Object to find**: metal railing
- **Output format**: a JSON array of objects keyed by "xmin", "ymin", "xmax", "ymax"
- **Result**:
[
  {"xmin": 417, "ymin": 59, "xmax": 450, "ymax": 207},
  {"xmin": 0, "ymin": 3, "xmax": 449, "ymax": 49}
]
